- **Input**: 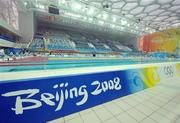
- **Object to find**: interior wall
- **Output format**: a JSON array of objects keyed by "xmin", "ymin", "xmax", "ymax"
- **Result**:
[{"xmin": 18, "ymin": 11, "xmax": 35, "ymax": 43}]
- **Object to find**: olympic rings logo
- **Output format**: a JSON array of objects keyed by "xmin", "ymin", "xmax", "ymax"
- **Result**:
[{"xmin": 163, "ymin": 66, "xmax": 174, "ymax": 77}]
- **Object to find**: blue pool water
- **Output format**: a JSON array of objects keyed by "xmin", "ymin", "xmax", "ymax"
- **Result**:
[{"xmin": 0, "ymin": 59, "xmax": 179, "ymax": 72}]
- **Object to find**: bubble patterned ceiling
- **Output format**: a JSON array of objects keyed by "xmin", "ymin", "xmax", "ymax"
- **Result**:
[{"xmin": 81, "ymin": 0, "xmax": 180, "ymax": 30}]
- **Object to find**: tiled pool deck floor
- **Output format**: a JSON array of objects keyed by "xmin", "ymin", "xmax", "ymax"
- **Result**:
[{"xmin": 49, "ymin": 77, "xmax": 180, "ymax": 123}]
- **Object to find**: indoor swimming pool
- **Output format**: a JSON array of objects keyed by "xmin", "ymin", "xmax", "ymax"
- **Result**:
[{"xmin": 0, "ymin": 58, "xmax": 179, "ymax": 72}]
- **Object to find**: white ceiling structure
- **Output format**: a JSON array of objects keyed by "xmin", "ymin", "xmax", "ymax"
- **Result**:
[
  {"xmin": 21, "ymin": 0, "xmax": 180, "ymax": 36},
  {"xmin": 81, "ymin": 0, "xmax": 180, "ymax": 30}
]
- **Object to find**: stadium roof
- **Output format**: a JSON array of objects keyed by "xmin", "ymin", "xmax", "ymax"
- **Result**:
[
  {"xmin": 83, "ymin": 0, "xmax": 180, "ymax": 30},
  {"xmin": 20, "ymin": 0, "xmax": 180, "ymax": 35}
]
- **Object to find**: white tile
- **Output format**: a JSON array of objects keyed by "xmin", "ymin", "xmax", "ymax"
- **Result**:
[
  {"xmin": 116, "ymin": 113, "xmax": 138, "ymax": 123},
  {"xmin": 92, "ymin": 104, "xmax": 104, "ymax": 110},
  {"xmin": 115, "ymin": 100, "xmax": 132, "ymax": 111},
  {"xmin": 48, "ymin": 117, "xmax": 65, "ymax": 123},
  {"xmin": 81, "ymin": 111, "xmax": 101, "ymax": 123},
  {"xmin": 64, "ymin": 113, "xmax": 80, "ymax": 121},
  {"xmin": 140, "ymin": 117, "xmax": 157, "ymax": 123},
  {"xmin": 174, "ymin": 117, "xmax": 180, "ymax": 123},
  {"xmin": 123, "ymin": 98, "xmax": 139, "ymax": 107},
  {"xmin": 149, "ymin": 112, "xmax": 169, "ymax": 122},
  {"xmin": 137, "ymin": 94, "xmax": 150, "ymax": 100},
  {"xmin": 154, "ymin": 97, "xmax": 169, "ymax": 104},
  {"xmin": 112, "ymin": 98, "xmax": 123, "ymax": 104},
  {"xmin": 123, "ymin": 94, "xmax": 135, "ymax": 100},
  {"xmin": 156, "ymin": 108, "xmax": 178, "ymax": 120},
  {"xmin": 94, "ymin": 107, "xmax": 113, "ymax": 121},
  {"xmin": 65, "ymin": 117, "xmax": 83, "ymax": 123},
  {"xmin": 171, "ymin": 97, "xmax": 180, "ymax": 104},
  {"xmin": 104, "ymin": 103, "xmax": 124, "ymax": 116},
  {"xmin": 135, "ymin": 104, "xmax": 154, "ymax": 116},
  {"xmin": 131, "ymin": 96, "xmax": 145, "ymax": 103},
  {"xmin": 159, "ymin": 94, "xmax": 174, "ymax": 99},
  {"xmin": 103, "ymin": 101, "xmax": 114, "ymax": 106},
  {"xmin": 149, "ymin": 99, "xmax": 164, "ymax": 107},
  {"xmin": 143, "ymin": 102, "xmax": 159, "ymax": 111},
  {"xmin": 157, "ymin": 118, "xmax": 172, "ymax": 123},
  {"xmin": 104, "ymin": 117, "xmax": 121, "ymax": 123},
  {"xmin": 171, "ymin": 108, "xmax": 180, "ymax": 115},
  {"xmin": 169, "ymin": 103, "xmax": 180, "ymax": 115},
  {"xmin": 127, "ymin": 108, "xmax": 147, "ymax": 122},
  {"xmin": 119, "ymin": 95, "xmax": 130, "ymax": 100},
  {"xmin": 163, "ymin": 103, "xmax": 178, "ymax": 113},
  {"xmin": 79, "ymin": 108, "xmax": 92, "ymax": 116}
]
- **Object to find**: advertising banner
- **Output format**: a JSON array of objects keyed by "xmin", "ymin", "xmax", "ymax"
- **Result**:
[{"xmin": 0, "ymin": 63, "xmax": 179, "ymax": 123}]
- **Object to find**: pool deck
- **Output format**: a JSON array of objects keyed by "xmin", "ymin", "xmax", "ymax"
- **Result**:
[{"xmin": 0, "ymin": 61, "xmax": 179, "ymax": 81}]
